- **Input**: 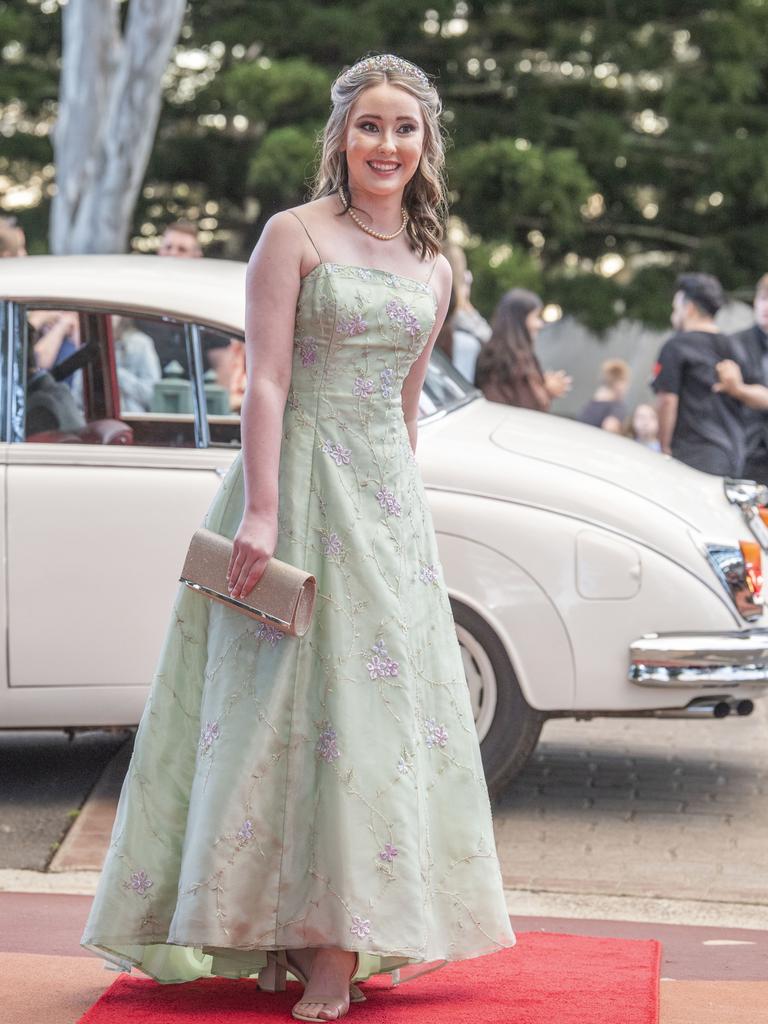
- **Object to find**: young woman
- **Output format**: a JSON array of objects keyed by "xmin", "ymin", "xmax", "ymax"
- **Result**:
[
  {"xmin": 81, "ymin": 54, "xmax": 515, "ymax": 1022},
  {"xmin": 474, "ymin": 287, "xmax": 571, "ymax": 410}
]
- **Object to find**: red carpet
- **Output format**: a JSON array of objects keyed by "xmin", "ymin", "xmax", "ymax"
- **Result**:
[{"xmin": 77, "ymin": 932, "xmax": 661, "ymax": 1023}]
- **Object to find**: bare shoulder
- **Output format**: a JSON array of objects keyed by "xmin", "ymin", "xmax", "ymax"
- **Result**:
[
  {"xmin": 247, "ymin": 208, "xmax": 309, "ymax": 281},
  {"xmin": 286, "ymin": 194, "xmax": 338, "ymax": 227},
  {"xmin": 430, "ymin": 252, "xmax": 453, "ymax": 304},
  {"xmin": 256, "ymin": 208, "xmax": 307, "ymax": 250}
]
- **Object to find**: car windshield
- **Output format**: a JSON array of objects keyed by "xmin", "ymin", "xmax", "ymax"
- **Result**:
[{"xmin": 419, "ymin": 349, "xmax": 479, "ymax": 420}]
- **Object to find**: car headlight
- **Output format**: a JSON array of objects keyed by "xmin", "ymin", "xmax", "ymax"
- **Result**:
[
  {"xmin": 724, "ymin": 478, "xmax": 768, "ymax": 507},
  {"xmin": 724, "ymin": 478, "xmax": 768, "ymax": 549},
  {"xmin": 706, "ymin": 541, "xmax": 764, "ymax": 621}
]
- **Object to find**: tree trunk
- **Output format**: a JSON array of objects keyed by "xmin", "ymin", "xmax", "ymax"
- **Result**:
[{"xmin": 51, "ymin": 0, "xmax": 186, "ymax": 254}]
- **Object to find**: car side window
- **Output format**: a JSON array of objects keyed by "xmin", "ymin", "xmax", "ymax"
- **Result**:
[
  {"xmin": 201, "ymin": 326, "xmax": 243, "ymax": 447},
  {"xmin": 23, "ymin": 308, "xmax": 90, "ymax": 442},
  {"xmin": 112, "ymin": 312, "xmax": 197, "ymax": 447},
  {"xmin": 420, "ymin": 349, "xmax": 476, "ymax": 419}
]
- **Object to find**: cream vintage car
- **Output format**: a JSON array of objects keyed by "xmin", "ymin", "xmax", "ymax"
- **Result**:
[{"xmin": 3, "ymin": 255, "xmax": 768, "ymax": 792}]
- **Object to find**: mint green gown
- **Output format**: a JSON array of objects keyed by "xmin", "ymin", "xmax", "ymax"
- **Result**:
[{"xmin": 81, "ymin": 257, "xmax": 515, "ymax": 985}]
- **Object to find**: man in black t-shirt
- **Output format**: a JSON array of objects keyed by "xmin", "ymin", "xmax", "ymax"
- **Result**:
[
  {"xmin": 729, "ymin": 273, "xmax": 768, "ymax": 483},
  {"xmin": 651, "ymin": 273, "xmax": 749, "ymax": 477}
]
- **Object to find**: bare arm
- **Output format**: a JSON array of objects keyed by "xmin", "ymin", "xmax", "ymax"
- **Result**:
[
  {"xmin": 31, "ymin": 312, "xmax": 80, "ymax": 370},
  {"xmin": 401, "ymin": 256, "xmax": 452, "ymax": 452},
  {"xmin": 655, "ymin": 391, "xmax": 679, "ymax": 454},
  {"xmin": 714, "ymin": 359, "xmax": 768, "ymax": 410},
  {"xmin": 600, "ymin": 415, "xmax": 623, "ymax": 434},
  {"xmin": 726, "ymin": 384, "xmax": 768, "ymax": 411},
  {"xmin": 227, "ymin": 211, "xmax": 304, "ymax": 598}
]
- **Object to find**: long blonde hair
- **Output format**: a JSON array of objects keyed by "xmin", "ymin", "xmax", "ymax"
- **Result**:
[{"xmin": 312, "ymin": 57, "xmax": 448, "ymax": 260}]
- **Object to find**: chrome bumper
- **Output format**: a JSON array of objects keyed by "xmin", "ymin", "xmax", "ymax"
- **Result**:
[{"xmin": 629, "ymin": 629, "xmax": 768, "ymax": 687}]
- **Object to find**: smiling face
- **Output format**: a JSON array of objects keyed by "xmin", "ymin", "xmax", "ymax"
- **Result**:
[{"xmin": 340, "ymin": 82, "xmax": 425, "ymax": 198}]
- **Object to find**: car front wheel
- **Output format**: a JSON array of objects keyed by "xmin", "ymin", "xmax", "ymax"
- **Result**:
[{"xmin": 453, "ymin": 600, "xmax": 545, "ymax": 796}]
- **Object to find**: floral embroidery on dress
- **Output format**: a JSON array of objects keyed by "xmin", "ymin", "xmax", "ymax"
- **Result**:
[
  {"xmin": 353, "ymin": 376, "xmax": 374, "ymax": 398},
  {"xmin": 367, "ymin": 637, "xmax": 399, "ymax": 679},
  {"xmin": 321, "ymin": 439, "xmax": 352, "ymax": 466},
  {"xmin": 350, "ymin": 914, "xmax": 371, "ymax": 938},
  {"xmin": 376, "ymin": 485, "xmax": 401, "ymax": 517},
  {"xmin": 256, "ymin": 623, "xmax": 284, "ymax": 647},
  {"xmin": 385, "ymin": 299, "xmax": 421, "ymax": 337},
  {"xmin": 397, "ymin": 750, "xmax": 414, "ymax": 775},
  {"xmin": 419, "ymin": 564, "xmax": 439, "ymax": 584},
  {"xmin": 321, "ymin": 531, "xmax": 343, "ymax": 557},
  {"xmin": 379, "ymin": 843, "xmax": 399, "ymax": 862},
  {"xmin": 316, "ymin": 721, "xmax": 341, "ymax": 763},
  {"xmin": 125, "ymin": 870, "xmax": 153, "ymax": 896},
  {"xmin": 299, "ymin": 338, "xmax": 318, "ymax": 367},
  {"xmin": 380, "ymin": 367, "xmax": 395, "ymax": 399},
  {"xmin": 236, "ymin": 819, "xmax": 254, "ymax": 844},
  {"xmin": 287, "ymin": 390, "xmax": 300, "ymax": 412},
  {"xmin": 200, "ymin": 721, "xmax": 220, "ymax": 753},
  {"xmin": 337, "ymin": 313, "xmax": 368, "ymax": 337},
  {"xmin": 424, "ymin": 717, "xmax": 449, "ymax": 748}
]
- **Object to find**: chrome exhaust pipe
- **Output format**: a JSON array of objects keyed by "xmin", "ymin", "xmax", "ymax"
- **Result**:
[
  {"xmin": 726, "ymin": 697, "xmax": 754, "ymax": 716},
  {"xmin": 653, "ymin": 700, "xmax": 731, "ymax": 719}
]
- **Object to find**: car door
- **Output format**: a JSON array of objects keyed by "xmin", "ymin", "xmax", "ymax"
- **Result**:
[
  {"xmin": 0, "ymin": 301, "xmax": 15, "ymax": 702},
  {"xmin": 4, "ymin": 303, "xmax": 237, "ymax": 726}
]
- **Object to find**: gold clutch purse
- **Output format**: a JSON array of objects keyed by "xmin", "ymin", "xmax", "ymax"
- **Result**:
[{"xmin": 179, "ymin": 527, "xmax": 316, "ymax": 637}]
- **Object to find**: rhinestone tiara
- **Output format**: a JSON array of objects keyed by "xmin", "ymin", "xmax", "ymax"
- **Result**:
[{"xmin": 339, "ymin": 54, "xmax": 430, "ymax": 87}]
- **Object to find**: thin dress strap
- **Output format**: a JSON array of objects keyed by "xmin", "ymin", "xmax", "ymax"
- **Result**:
[
  {"xmin": 287, "ymin": 210, "xmax": 323, "ymax": 265},
  {"xmin": 425, "ymin": 256, "xmax": 440, "ymax": 284}
]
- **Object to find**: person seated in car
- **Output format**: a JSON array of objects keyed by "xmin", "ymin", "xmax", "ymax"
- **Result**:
[
  {"xmin": 205, "ymin": 336, "xmax": 247, "ymax": 413},
  {"xmin": 26, "ymin": 309, "xmax": 80, "ymax": 386},
  {"xmin": 113, "ymin": 317, "xmax": 162, "ymax": 412},
  {"xmin": 25, "ymin": 343, "xmax": 86, "ymax": 438}
]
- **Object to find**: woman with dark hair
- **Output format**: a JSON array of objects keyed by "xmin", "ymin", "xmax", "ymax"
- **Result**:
[{"xmin": 474, "ymin": 288, "xmax": 570, "ymax": 410}]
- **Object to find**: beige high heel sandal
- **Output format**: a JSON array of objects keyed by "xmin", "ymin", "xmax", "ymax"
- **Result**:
[
  {"xmin": 258, "ymin": 950, "xmax": 365, "ymax": 1009},
  {"xmin": 290, "ymin": 951, "xmax": 362, "ymax": 1023}
]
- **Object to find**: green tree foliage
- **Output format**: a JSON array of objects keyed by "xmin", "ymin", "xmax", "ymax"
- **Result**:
[{"xmin": 3, "ymin": 0, "xmax": 768, "ymax": 326}]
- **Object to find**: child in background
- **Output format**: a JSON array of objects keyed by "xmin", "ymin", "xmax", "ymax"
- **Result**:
[{"xmin": 626, "ymin": 403, "xmax": 662, "ymax": 452}]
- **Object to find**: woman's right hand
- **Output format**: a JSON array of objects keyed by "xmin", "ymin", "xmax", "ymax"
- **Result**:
[
  {"xmin": 227, "ymin": 511, "xmax": 277, "ymax": 599},
  {"xmin": 544, "ymin": 369, "xmax": 572, "ymax": 399}
]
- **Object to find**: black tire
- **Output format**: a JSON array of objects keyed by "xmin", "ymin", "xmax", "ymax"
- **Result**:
[{"xmin": 451, "ymin": 599, "xmax": 545, "ymax": 797}]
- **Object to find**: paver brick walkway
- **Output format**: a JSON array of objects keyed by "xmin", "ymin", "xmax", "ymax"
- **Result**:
[{"xmin": 493, "ymin": 698, "xmax": 768, "ymax": 906}]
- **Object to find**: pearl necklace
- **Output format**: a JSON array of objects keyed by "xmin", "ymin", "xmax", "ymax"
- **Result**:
[{"xmin": 338, "ymin": 186, "xmax": 408, "ymax": 241}]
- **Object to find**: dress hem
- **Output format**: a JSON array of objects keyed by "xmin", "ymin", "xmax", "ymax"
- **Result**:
[{"xmin": 81, "ymin": 932, "xmax": 517, "ymax": 985}]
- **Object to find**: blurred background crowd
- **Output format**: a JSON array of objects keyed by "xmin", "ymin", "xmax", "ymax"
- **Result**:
[{"xmin": 5, "ymin": 204, "xmax": 767, "ymax": 483}]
